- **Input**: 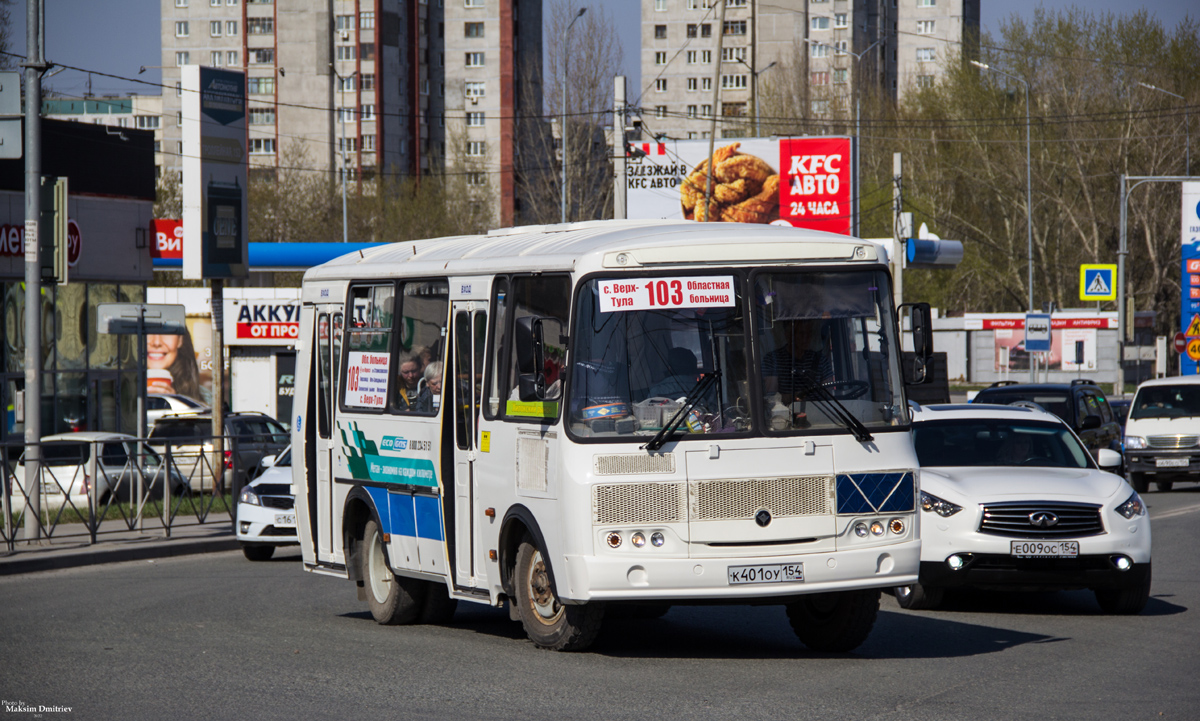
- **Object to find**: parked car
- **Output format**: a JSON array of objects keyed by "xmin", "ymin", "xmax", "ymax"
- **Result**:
[
  {"xmin": 8, "ymin": 432, "xmax": 188, "ymax": 510},
  {"xmin": 972, "ymin": 379, "xmax": 1124, "ymax": 468},
  {"xmin": 146, "ymin": 393, "xmax": 208, "ymax": 429},
  {"xmin": 1123, "ymin": 376, "xmax": 1200, "ymax": 493},
  {"xmin": 900, "ymin": 403, "xmax": 1151, "ymax": 614},
  {"xmin": 236, "ymin": 446, "xmax": 296, "ymax": 561},
  {"xmin": 147, "ymin": 412, "xmax": 289, "ymax": 493}
]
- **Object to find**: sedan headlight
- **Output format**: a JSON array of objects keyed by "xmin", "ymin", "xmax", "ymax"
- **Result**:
[
  {"xmin": 238, "ymin": 487, "xmax": 261, "ymax": 507},
  {"xmin": 1123, "ymin": 435, "xmax": 1146, "ymax": 450},
  {"xmin": 1115, "ymin": 492, "xmax": 1146, "ymax": 519},
  {"xmin": 920, "ymin": 490, "xmax": 962, "ymax": 517}
]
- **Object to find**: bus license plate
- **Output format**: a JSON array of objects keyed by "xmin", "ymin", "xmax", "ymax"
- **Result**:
[
  {"xmin": 1156, "ymin": 458, "xmax": 1188, "ymax": 468},
  {"xmin": 727, "ymin": 563, "xmax": 804, "ymax": 585},
  {"xmin": 274, "ymin": 513, "xmax": 296, "ymax": 527},
  {"xmin": 1011, "ymin": 540, "xmax": 1078, "ymax": 558}
]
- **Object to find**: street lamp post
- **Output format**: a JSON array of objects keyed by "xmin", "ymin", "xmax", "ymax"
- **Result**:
[
  {"xmin": 971, "ymin": 60, "xmax": 1033, "ymax": 315},
  {"xmin": 561, "ymin": 7, "xmax": 587, "ymax": 224},
  {"xmin": 1138, "ymin": 82, "xmax": 1190, "ymax": 174},
  {"xmin": 330, "ymin": 65, "xmax": 357, "ymax": 243}
]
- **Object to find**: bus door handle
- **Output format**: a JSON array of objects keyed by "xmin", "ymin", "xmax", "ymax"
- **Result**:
[{"xmin": 467, "ymin": 450, "xmax": 477, "ymax": 462}]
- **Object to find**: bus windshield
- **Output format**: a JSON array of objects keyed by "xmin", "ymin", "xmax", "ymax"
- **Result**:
[
  {"xmin": 568, "ymin": 269, "xmax": 906, "ymax": 440},
  {"xmin": 570, "ymin": 274, "xmax": 750, "ymax": 438}
]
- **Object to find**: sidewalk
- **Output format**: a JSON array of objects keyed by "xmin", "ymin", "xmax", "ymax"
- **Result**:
[{"xmin": 0, "ymin": 518, "xmax": 241, "ymax": 576}]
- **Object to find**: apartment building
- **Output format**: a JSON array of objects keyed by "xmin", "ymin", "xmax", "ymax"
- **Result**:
[
  {"xmin": 42, "ymin": 95, "xmax": 165, "ymax": 177},
  {"xmin": 641, "ymin": 0, "xmax": 976, "ymax": 139}
]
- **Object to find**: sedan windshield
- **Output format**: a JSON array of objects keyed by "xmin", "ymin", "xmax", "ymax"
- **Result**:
[
  {"xmin": 1130, "ymin": 386, "xmax": 1200, "ymax": 420},
  {"xmin": 569, "ymin": 274, "xmax": 749, "ymax": 439},
  {"xmin": 914, "ymin": 419, "xmax": 1092, "ymax": 468}
]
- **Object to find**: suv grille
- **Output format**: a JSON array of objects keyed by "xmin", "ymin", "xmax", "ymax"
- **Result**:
[
  {"xmin": 1147, "ymin": 435, "xmax": 1198, "ymax": 449},
  {"xmin": 979, "ymin": 501, "xmax": 1104, "ymax": 538}
]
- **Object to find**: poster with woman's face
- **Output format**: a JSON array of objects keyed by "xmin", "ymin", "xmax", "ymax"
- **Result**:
[{"xmin": 145, "ymin": 316, "xmax": 216, "ymax": 406}]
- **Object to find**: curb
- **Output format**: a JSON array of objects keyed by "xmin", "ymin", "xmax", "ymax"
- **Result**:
[{"xmin": 0, "ymin": 535, "xmax": 242, "ymax": 576}]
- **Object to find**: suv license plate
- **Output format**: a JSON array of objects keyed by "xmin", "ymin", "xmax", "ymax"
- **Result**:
[
  {"xmin": 727, "ymin": 563, "xmax": 804, "ymax": 585},
  {"xmin": 274, "ymin": 513, "xmax": 296, "ymax": 527},
  {"xmin": 1011, "ymin": 540, "xmax": 1079, "ymax": 558},
  {"xmin": 1156, "ymin": 458, "xmax": 1188, "ymax": 468}
]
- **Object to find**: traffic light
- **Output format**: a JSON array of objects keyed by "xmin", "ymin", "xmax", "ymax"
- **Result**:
[{"xmin": 38, "ymin": 175, "xmax": 68, "ymax": 284}]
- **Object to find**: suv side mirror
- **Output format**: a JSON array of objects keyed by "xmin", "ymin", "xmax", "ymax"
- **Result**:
[
  {"xmin": 1081, "ymin": 414, "xmax": 1102, "ymax": 431},
  {"xmin": 515, "ymin": 316, "xmax": 547, "ymax": 401},
  {"xmin": 1096, "ymin": 448, "xmax": 1122, "ymax": 469},
  {"xmin": 900, "ymin": 302, "xmax": 934, "ymax": 384}
]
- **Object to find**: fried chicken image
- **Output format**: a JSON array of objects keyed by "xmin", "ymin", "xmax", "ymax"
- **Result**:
[{"xmin": 679, "ymin": 143, "xmax": 780, "ymax": 224}]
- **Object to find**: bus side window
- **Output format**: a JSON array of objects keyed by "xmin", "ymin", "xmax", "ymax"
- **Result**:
[
  {"xmin": 484, "ymin": 276, "xmax": 510, "ymax": 420},
  {"xmin": 343, "ymin": 284, "xmax": 395, "ymax": 412},
  {"xmin": 316, "ymin": 312, "xmax": 332, "ymax": 438},
  {"xmin": 500, "ymin": 275, "xmax": 570, "ymax": 420},
  {"xmin": 392, "ymin": 280, "xmax": 449, "ymax": 415}
]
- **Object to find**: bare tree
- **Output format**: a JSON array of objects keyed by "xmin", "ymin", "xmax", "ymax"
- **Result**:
[{"xmin": 516, "ymin": 0, "xmax": 623, "ymax": 224}]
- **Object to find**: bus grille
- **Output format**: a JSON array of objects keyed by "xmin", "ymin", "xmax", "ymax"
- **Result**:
[
  {"xmin": 593, "ymin": 482, "xmax": 687, "ymax": 525},
  {"xmin": 690, "ymin": 476, "xmax": 832, "ymax": 521},
  {"xmin": 593, "ymin": 453, "xmax": 676, "ymax": 475}
]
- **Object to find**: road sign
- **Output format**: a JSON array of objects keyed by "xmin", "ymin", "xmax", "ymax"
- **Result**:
[
  {"xmin": 1079, "ymin": 264, "xmax": 1117, "ymax": 301},
  {"xmin": 96, "ymin": 303, "xmax": 187, "ymax": 335},
  {"xmin": 1176, "ymin": 332, "xmax": 1188, "ymax": 354},
  {"xmin": 1024, "ymin": 313, "xmax": 1052, "ymax": 353},
  {"xmin": 1188, "ymin": 338, "xmax": 1200, "ymax": 362}
]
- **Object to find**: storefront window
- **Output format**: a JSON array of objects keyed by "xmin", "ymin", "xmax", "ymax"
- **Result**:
[{"xmin": 57, "ymin": 283, "xmax": 88, "ymax": 370}]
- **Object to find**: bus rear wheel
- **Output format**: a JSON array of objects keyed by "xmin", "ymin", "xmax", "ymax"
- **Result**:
[
  {"xmin": 361, "ymin": 519, "xmax": 426, "ymax": 625},
  {"xmin": 513, "ymin": 537, "xmax": 604, "ymax": 651},
  {"xmin": 786, "ymin": 589, "xmax": 880, "ymax": 653}
]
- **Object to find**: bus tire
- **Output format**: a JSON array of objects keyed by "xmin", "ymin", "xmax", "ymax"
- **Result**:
[
  {"xmin": 513, "ymin": 537, "xmax": 604, "ymax": 651},
  {"xmin": 893, "ymin": 582, "xmax": 943, "ymax": 610},
  {"xmin": 786, "ymin": 588, "xmax": 880, "ymax": 653},
  {"xmin": 362, "ymin": 519, "xmax": 425, "ymax": 625},
  {"xmin": 419, "ymin": 581, "xmax": 459, "ymax": 625}
]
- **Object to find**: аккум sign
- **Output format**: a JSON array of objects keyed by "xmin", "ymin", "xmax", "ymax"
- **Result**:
[{"xmin": 625, "ymin": 136, "xmax": 854, "ymax": 235}]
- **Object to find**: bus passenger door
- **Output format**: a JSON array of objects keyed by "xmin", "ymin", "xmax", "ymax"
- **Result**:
[
  {"xmin": 450, "ymin": 303, "xmax": 487, "ymax": 588},
  {"xmin": 314, "ymin": 308, "xmax": 342, "ymax": 563}
]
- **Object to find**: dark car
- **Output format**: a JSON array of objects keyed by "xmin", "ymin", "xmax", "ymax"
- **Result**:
[
  {"xmin": 972, "ymin": 380, "xmax": 1124, "ymax": 466},
  {"xmin": 147, "ymin": 412, "xmax": 289, "ymax": 494},
  {"xmin": 1108, "ymin": 398, "xmax": 1131, "ymax": 429}
]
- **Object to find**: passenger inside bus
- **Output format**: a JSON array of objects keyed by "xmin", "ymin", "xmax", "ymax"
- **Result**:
[
  {"xmin": 397, "ymin": 354, "xmax": 423, "ymax": 409},
  {"xmin": 761, "ymin": 319, "xmax": 833, "ymax": 428},
  {"xmin": 417, "ymin": 361, "xmax": 443, "ymax": 412},
  {"xmin": 647, "ymin": 347, "xmax": 700, "ymax": 399}
]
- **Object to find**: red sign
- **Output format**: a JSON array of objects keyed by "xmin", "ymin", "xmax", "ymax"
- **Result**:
[
  {"xmin": 778, "ymin": 137, "xmax": 852, "ymax": 235},
  {"xmin": 1189, "ymin": 259, "xmax": 1200, "ymax": 273},
  {"xmin": 150, "ymin": 219, "xmax": 183, "ymax": 259},
  {"xmin": 1176, "ymin": 332, "xmax": 1188, "ymax": 354},
  {"xmin": 0, "ymin": 221, "xmax": 81, "ymax": 264},
  {"xmin": 235, "ymin": 322, "xmax": 299, "ymax": 340}
]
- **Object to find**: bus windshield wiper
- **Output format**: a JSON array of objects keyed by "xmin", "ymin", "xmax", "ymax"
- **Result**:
[
  {"xmin": 643, "ymin": 371, "xmax": 721, "ymax": 452},
  {"xmin": 791, "ymin": 371, "xmax": 874, "ymax": 443}
]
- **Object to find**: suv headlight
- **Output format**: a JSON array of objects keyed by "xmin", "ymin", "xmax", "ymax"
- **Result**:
[
  {"xmin": 920, "ymin": 490, "xmax": 962, "ymax": 517},
  {"xmin": 239, "ymin": 487, "xmax": 261, "ymax": 506},
  {"xmin": 1123, "ymin": 436, "xmax": 1146, "ymax": 450},
  {"xmin": 1115, "ymin": 492, "xmax": 1146, "ymax": 519}
]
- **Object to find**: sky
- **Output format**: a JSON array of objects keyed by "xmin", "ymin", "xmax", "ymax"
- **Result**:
[{"xmin": 5, "ymin": 0, "xmax": 1196, "ymax": 100}]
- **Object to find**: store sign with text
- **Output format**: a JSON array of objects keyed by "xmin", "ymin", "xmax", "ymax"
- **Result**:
[
  {"xmin": 150, "ymin": 218, "xmax": 184, "ymax": 260},
  {"xmin": 224, "ymin": 298, "xmax": 301, "ymax": 346}
]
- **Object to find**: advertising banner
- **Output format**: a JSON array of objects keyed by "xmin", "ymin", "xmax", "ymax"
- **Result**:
[
  {"xmin": 985, "ymin": 317, "xmax": 1110, "ymax": 372},
  {"xmin": 150, "ymin": 218, "xmax": 183, "ymax": 260},
  {"xmin": 223, "ymin": 298, "xmax": 301, "ymax": 346},
  {"xmin": 182, "ymin": 66, "xmax": 248, "ymax": 279},
  {"xmin": 626, "ymin": 136, "xmax": 854, "ymax": 235},
  {"xmin": 1181, "ymin": 182, "xmax": 1200, "ymax": 375}
]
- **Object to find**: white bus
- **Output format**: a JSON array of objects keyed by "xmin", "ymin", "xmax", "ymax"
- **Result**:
[{"xmin": 292, "ymin": 220, "xmax": 934, "ymax": 652}]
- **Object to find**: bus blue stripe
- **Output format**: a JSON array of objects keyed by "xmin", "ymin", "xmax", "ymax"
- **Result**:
[
  {"xmin": 391, "ymin": 492, "xmax": 418, "ymax": 538},
  {"xmin": 414, "ymin": 495, "xmax": 444, "ymax": 541},
  {"xmin": 365, "ymin": 486, "xmax": 390, "ymax": 535}
]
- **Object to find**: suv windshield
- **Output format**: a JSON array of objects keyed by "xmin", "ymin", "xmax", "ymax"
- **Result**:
[
  {"xmin": 914, "ymin": 419, "xmax": 1092, "ymax": 468},
  {"xmin": 1131, "ymin": 385, "xmax": 1200, "ymax": 420}
]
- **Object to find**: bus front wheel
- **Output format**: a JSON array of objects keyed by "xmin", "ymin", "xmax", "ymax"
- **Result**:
[
  {"xmin": 786, "ymin": 588, "xmax": 880, "ymax": 653},
  {"xmin": 362, "ymin": 519, "xmax": 426, "ymax": 625},
  {"xmin": 513, "ymin": 537, "xmax": 604, "ymax": 651}
]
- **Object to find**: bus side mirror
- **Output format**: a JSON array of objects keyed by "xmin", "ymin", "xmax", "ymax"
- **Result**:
[
  {"xmin": 515, "ymin": 316, "xmax": 547, "ymax": 401},
  {"xmin": 901, "ymin": 302, "xmax": 934, "ymax": 384}
]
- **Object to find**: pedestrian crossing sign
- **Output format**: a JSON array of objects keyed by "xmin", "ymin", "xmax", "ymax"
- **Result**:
[{"xmin": 1079, "ymin": 264, "xmax": 1117, "ymax": 301}]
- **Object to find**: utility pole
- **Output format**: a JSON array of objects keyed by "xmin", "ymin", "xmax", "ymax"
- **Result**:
[
  {"xmin": 892, "ymin": 153, "xmax": 903, "ymax": 311},
  {"xmin": 702, "ymin": 0, "xmax": 729, "ymax": 219},
  {"xmin": 23, "ymin": 0, "xmax": 47, "ymax": 544},
  {"xmin": 612, "ymin": 75, "xmax": 626, "ymax": 220}
]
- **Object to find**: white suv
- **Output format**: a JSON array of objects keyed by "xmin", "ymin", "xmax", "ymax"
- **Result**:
[{"xmin": 901, "ymin": 404, "xmax": 1151, "ymax": 614}]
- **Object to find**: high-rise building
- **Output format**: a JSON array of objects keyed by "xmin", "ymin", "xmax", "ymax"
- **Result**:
[
  {"xmin": 640, "ymin": 0, "xmax": 977, "ymax": 140},
  {"xmin": 160, "ymin": 0, "xmax": 540, "ymax": 227}
]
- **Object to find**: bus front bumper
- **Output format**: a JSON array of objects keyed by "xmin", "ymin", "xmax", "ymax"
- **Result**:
[{"xmin": 557, "ymin": 540, "xmax": 920, "ymax": 603}]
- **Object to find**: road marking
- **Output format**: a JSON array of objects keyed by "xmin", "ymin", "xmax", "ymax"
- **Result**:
[{"xmin": 1151, "ymin": 502, "xmax": 1200, "ymax": 521}]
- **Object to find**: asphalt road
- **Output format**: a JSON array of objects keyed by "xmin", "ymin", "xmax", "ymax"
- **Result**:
[{"xmin": 2, "ymin": 491, "xmax": 1198, "ymax": 721}]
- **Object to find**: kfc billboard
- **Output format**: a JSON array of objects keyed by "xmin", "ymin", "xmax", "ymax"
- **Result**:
[{"xmin": 626, "ymin": 136, "xmax": 855, "ymax": 235}]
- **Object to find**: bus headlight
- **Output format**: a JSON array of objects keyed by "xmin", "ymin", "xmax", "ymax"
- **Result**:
[
  {"xmin": 631, "ymin": 532, "xmax": 646, "ymax": 548},
  {"xmin": 854, "ymin": 522, "xmax": 869, "ymax": 537},
  {"xmin": 889, "ymin": 518, "xmax": 905, "ymax": 534},
  {"xmin": 869, "ymin": 521, "xmax": 885, "ymax": 536},
  {"xmin": 606, "ymin": 532, "xmax": 622, "ymax": 549},
  {"xmin": 650, "ymin": 532, "xmax": 665, "ymax": 547}
]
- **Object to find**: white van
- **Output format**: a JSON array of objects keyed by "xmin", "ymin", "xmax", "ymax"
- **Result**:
[{"xmin": 1123, "ymin": 376, "xmax": 1200, "ymax": 492}]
